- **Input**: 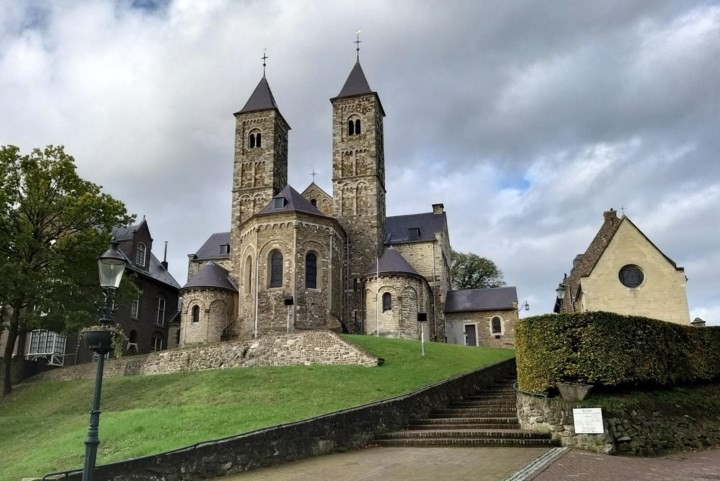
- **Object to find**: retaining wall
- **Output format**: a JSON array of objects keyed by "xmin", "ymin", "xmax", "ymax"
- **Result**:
[
  {"xmin": 42, "ymin": 358, "xmax": 516, "ymax": 481},
  {"xmin": 517, "ymin": 392, "xmax": 720, "ymax": 455}
]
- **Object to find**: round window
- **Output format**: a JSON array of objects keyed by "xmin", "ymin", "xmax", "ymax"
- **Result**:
[{"xmin": 619, "ymin": 264, "xmax": 644, "ymax": 288}]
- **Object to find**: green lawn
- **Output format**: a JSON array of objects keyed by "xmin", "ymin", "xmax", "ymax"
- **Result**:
[{"xmin": 0, "ymin": 336, "xmax": 514, "ymax": 481}]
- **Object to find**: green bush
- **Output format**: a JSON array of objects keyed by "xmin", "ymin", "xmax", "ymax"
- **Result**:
[{"xmin": 515, "ymin": 311, "xmax": 720, "ymax": 393}]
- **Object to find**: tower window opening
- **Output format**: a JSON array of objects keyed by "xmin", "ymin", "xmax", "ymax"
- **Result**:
[
  {"xmin": 348, "ymin": 120, "xmax": 354, "ymax": 136},
  {"xmin": 355, "ymin": 119, "xmax": 361, "ymax": 135},
  {"xmin": 249, "ymin": 131, "xmax": 262, "ymax": 149}
]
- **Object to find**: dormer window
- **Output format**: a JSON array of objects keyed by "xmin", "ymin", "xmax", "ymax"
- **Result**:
[
  {"xmin": 135, "ymin": 242, "xmax": 147, "ymax": 267},
  {"xmin": 273, "ymin": 197, "xmax": 287, "ymax": 209},
  {"xmin": 220, "ymin": 244, "xmax": 230, "ymax": 255},
  {"xmin": 408, "ymin": 228, "xmax": 420, "ymax": 240},
  {"xmin": 310, "ymin": 199, "xmax": 317, "ymax": 207},
  {"xmin": 249, "ymin": 130, "xmax": 262, "ymax": 148}
]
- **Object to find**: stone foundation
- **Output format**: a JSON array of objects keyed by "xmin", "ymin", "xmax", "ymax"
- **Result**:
[{"xmin": 27, "ymin": 331, "xmax": 377, "ymax": 382}]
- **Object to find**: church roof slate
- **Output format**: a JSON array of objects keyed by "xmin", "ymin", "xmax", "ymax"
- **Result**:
[
  {"xmin": 183, "ymin": 261, "xmax": 237, "ymax": 292},
  {"xmin": 237, "ymin": 76, "xmax": 279, "ymax": 114},
  {"xmin": 336, "ymin": 62, "xmax": 373, "ymax": 98},
  {"xmin": 385, "ymin": 212, "xmax": 447, "ymax": 244},
  {"xmin": 363, "ymin": 247, "xmax": 419, "ymax": 277},
  {"xmin": 256, "ymin": 185, "xmax": 326, "ymax": 217},
  {"xmin": 111, "ymin": 223, "xmax": 180, "ymax": 289},
  {"xmin": 193, "ymin": 232, "xmax": 231, "ymax": 260},
  {"xmin": 445, "ymin": 287, "xmax": 518, "ymax": 313}
]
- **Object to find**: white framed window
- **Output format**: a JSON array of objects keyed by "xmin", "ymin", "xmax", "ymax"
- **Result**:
[
  {"xmin": 135, "ymin": 242, "xmax": 147, "ymax": 267},
  {"xmin": 27, "ymin": 330, "xmax": 67, "ymax": 366},
  {"xmin": 130, "ymin": 297, "xmax": 140, "ymax": 319},
  {"xmin": 151, "ymin": 333, "xmax": 163, "ymax": 352},
  {"xmin": 154, "ymin": 297, "xmax": 166, "ymax": 326}
]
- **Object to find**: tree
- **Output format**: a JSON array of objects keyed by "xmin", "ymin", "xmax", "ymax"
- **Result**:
[
  {"xmin": 451, "ymin": 250, "xmax": 506, "ymax": 289},
  {"xmin": 0, "ymin": 145, "xmax": 133, "ymax": 396}
]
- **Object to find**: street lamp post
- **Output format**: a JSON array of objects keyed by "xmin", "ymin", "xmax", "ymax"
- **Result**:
[{"xmin": 82, "ymin": 240, "xmax": 126, "ymax": 481}]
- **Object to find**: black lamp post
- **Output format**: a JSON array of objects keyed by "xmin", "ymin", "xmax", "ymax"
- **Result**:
[{"xmin": 82, "ymin": 240, "xmax": 126, "ymax": 481}]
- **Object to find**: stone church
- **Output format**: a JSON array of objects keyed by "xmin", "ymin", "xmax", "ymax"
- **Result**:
[{"xmin": 179, "ymin": 58, "xmax": 454, "ymax": 346}]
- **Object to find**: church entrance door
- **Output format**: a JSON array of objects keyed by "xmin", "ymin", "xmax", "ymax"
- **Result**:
[{"xmin": 464, "ymin": 324, "xmax": 477, "ymax": 346}]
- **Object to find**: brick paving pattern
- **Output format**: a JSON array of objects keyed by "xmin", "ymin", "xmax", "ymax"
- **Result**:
[{"xmin": 529, "ymin": 448, "xmax": 720, "ymax": 481}]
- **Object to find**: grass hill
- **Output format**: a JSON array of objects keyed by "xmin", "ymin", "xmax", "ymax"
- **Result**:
[{"xmin": 0, "ymin": 335, "xmax": 514, "ymax": 481}]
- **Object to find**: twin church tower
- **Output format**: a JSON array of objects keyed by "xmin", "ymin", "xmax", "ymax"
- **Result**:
[{"xmin": 180, "ymin": 52, "xmax": 452, "ymax": 345}]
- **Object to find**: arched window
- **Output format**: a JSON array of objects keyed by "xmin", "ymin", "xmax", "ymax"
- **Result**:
[
  {"xmin": 245, "ymin": 255, "xmax": 253, "ymax": 293},
  {"xmin": 135, "ymin": 242, "xmax": 146, "ymax": 267},
  {"xmin": 355, "ymin": 119, "xmax": 361, "ymax": 135},
  {"xmin": 491, "ymin": 316, "xmax": 502, "ymax": 334},
  {"xmin": 348, "ymin": 120, "xmax": 355, "ymax": 136},
  {"xmin": 382, "ymin": 292, "xmax": 392, "ymax": 312},
  {"xmin": 249, "ymin": 130, "xmax": 262, "ymax": 149},
  {"xmin": 269, "ymin": 250, "xmax": 283, "ymax": 288},
  {"xmin": 305, "ymin": 252, "xmax": 317, "ymax": 289},
  {"xmin": 310, "ymin": 199, "xmax": 317, "ymax": 207},
  {"xmin": 192, "ymin": 305, "xmax": 200, "ymax": 323}
]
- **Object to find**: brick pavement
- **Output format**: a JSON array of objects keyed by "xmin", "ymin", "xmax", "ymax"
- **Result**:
[{"xmin": 529, "ymin": 448, "xmax": 720, "ymax": 481}]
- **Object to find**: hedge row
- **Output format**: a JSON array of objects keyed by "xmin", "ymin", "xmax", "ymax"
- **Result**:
[{"xmin": 515, "ymin": 311, "xmax": 720, "ymax": 393}]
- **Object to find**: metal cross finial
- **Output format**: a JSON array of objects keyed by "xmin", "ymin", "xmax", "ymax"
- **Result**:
[
  {"xmin": 621, "ymin": 206, "xmax": 626, "ymax": 216},
  {"xmin": 355, "ymin": 30, "xmax": 362, "ymax": 62},
  {"xmin": 261, "ymin": 49, "xmax": 268, "ymax": 76},
  {"xmin": 311, "ymin": 169, "xmax": 318, "ymax": 182}
]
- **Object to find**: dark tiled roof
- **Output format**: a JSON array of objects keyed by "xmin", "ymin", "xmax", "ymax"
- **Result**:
[
  {"xmin": 363, "ymin": 247, "xmax": 419, "ymax": 277},
  {"xmin": 183, "ymin": 262, "xmax": 237, "ymax": 292},
  {"xmin": 257, "ymin": 185, "xmax": 326, "ymax": 217},
  {"xmin": 114, "ymin": 247, "xmax": 180, "ymax": 289},
  {"xmin": 112, "ymin": 225, "xmax": 135, "ymax": 241},
  {"xmin": 445, "ymin": 287, "xmax": 518, "ymax": 313},
  {"xmin": 238, "ymin": 76, "xmax": 279, "ymax": 113},
  {"xmin": 385, "ymin": 212, "xmax": 447, "ymax": 244},
  {"xmin": 337, "ymin": 62, "xmax": 373, "ymax": 98},
  {"xmin": 193, "ymin": 232, "xmax": 231, "ymax": 260}
]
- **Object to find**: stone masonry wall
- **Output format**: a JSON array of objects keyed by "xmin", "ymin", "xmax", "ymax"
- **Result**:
[
  {"xmin": 517, "ymin": 392, "xmax": 720, "ymax": 455},
  {"xmin": 446, "ymin": 309, "xmax": 518, "ymax": 348},
  {"xmin": 28, "ymin": 332, "xmax": 377, "ymax": 382},
  {"xmin": 46, "ymin": 359, "xmax": 516, "ymax": 481},
  {"xmin": 363, "ymin": 275, "xmax": 430, "ymax": 339}
]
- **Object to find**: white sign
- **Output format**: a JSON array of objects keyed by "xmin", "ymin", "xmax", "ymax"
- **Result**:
[{"xmin": 573, "ymin": 408, "xmax": 604, "ymax": 434}]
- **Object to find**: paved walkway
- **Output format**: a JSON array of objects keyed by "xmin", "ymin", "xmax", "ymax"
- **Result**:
[
  {"xmin": 222, "ymin": 447, "xmax": 550, "ymax": 481},
  {"xmin": 219, "ymin": 446, "xmax": 720, "ymax": 481},
  {"xmin": 529, "ymin": 447, "xmax": 720, "ymax": 481}
]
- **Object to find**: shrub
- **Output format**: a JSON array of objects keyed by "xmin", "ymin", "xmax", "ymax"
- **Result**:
[{"xmin": 515, "ymin": 311, "xmax": 720, "ymax": 393}]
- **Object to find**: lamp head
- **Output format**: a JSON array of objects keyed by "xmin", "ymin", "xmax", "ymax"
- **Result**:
[
  {"xmin": 555, "ymin": 283, "xmax": 567, "ymax": 300},
  {"xmin": 98, "ymin": 240, "xmax": 127, "ymax": 289}
]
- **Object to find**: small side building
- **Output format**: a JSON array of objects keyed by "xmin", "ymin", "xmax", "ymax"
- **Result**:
[{"xmin": 445, "ymin": 287, "xmax": 519, "ymax": 348}]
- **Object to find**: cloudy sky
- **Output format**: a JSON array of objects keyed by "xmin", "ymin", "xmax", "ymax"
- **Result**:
[{"xmin": 1, "ymin": 0, "xmax": 718, "ymax": 323}]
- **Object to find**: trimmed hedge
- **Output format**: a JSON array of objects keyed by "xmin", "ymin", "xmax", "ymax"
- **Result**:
[{"xmin": 516, "ymin": 311, "xmax": 720, "ymax": 393}]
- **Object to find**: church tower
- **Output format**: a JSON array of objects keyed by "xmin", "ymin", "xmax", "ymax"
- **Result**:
[
  {"xmin": 331, "ymin": 61, "xmax": 386, "ymax": 327},
  {"xmin": 230, "ymin": 74, "xmax": 290, "ymax": 278}
]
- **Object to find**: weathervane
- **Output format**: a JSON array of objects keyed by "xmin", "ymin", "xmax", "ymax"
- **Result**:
[
  {"xmin": 261, "ymin": 49, "xmax": 268, "ymax": 76},
  {"xmin": 355, "ymin": 30, "xmax": 362, "ymax": 62}
]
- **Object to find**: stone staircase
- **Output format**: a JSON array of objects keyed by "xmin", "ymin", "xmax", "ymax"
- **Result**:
[{"xmin": 376, "ymin": 376, "xmax": 558, "ymax": 448}]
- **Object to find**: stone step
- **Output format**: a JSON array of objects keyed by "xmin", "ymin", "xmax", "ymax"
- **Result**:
[
  {"xmin": 378, "ymin": 429, "xmax": 552, "ymax": 440},
  {"xmin": 466, "ymin": 391, "xmax": 517, "ymax": 398},
  {"xmin": 432, "ymin": 408, "xmax": 517, "ymax": 417},
  {"xmin": 450, "ymin": 400, "xmax": 516, "ymax": 407},
  {"xmin": 410, "ymin": 423, "xmax": 520, "ymax": 430},
  {"xmin": 411, "ymin": 416, "xmax": 519, "ymax": 425},
  {"xmin": 375, "ymin": 438, "xmax": 557, "ymax": 448}
]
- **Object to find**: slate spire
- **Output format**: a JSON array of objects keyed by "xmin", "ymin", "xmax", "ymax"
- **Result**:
[
  {"xmin": 336, "ymin": 61, "xmax": 373, "ymax": 98},
  {"xmin": 238, "ymin": 76, "xmax": 280, "ymax": 114}
]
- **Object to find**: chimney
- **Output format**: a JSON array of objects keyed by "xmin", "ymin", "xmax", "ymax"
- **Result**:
[
  {"xmin": 603, "ymin": 208, "xmax": 618, "ymax": 223},
  {"xmin": 161, "ymin": 241, "xmax": 168, "ymax": 270},
  {"xmin": 432, "ymin": 203, "xmax": 444, "ymax": 215}
]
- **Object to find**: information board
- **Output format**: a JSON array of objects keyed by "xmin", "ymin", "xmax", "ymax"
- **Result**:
[{"xmin": 573, "ymin": 407, "xmax": 604, "ymax": 434}]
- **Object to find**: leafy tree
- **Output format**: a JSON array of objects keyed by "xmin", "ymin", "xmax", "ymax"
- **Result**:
[
  {"xmin": 0, "ymin": 145, "xmax": 133, "ymax": 396},
  {"xmin": 451, "ymin": 250, "xmax": 506, "ymax": 289}
]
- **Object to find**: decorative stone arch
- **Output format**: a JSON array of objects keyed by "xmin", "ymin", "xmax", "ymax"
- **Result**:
[
  {"xmin": 347, "ymin": 114, "xmax": 362, "ymax": 137},
  {"xmin": 248, "ymin": 128, "xmax": 262, "ymax": 149},
  {"xmin": 355, "ymin": 181, "xmax": 368, "ymax": 215},
  {"xmin": 240, "ymin": 244, "xmax": 257, "ymax": 296}
]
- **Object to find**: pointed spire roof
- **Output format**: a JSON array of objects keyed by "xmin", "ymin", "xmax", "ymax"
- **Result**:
[
  {"xmin": 256, "ymin": 185, "xmax": 326, "ymax": 217},
  {"xmin": 363, "ymin": 247, "xmax": 420, "ymax": 278},
  {"xmin": 332, "ymin": 62, "xmax": 385, "ymax": 116},
  {"xmin": 238, "ymin": 76, "xmax": 277, "ymax": 113},
  {"xmin": 337, "ymin": 62, "xmax": 373, "ymax": 98}
]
